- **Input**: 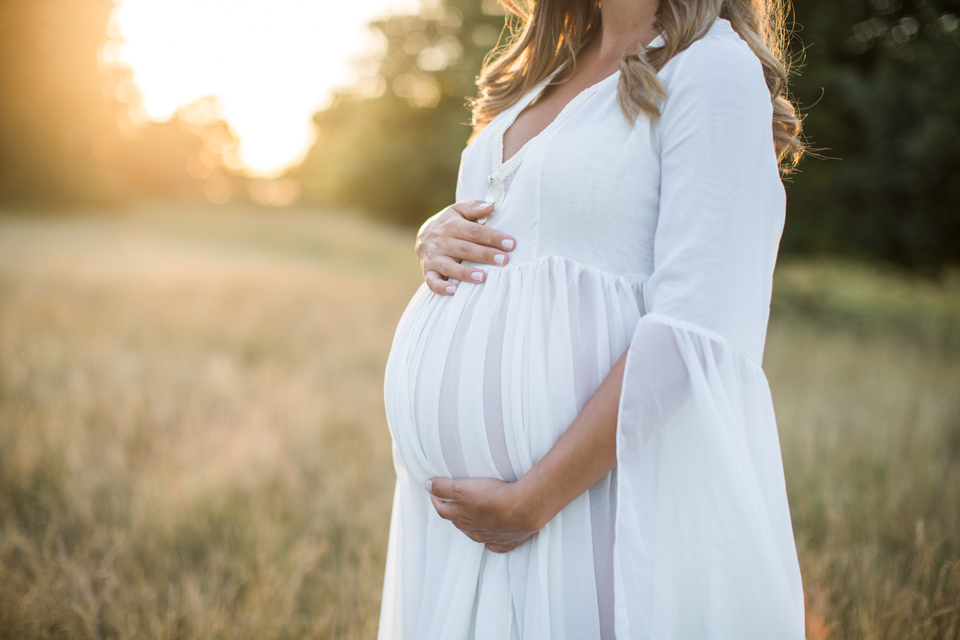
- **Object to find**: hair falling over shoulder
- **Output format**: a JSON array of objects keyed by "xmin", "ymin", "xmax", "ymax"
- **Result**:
[{"xmin": 471, "ymin": 0, "xmax": 804, "ymax": 172}]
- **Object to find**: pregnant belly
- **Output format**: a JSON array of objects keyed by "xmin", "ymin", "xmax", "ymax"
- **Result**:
[{"xmin": 383, "ymin": 256, "xmax": 646, "ymax": 485}]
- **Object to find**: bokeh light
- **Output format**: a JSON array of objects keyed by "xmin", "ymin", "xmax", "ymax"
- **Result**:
[{"xmin": 112, "ymin": 0, "xmax": 420, "ymax": 176}]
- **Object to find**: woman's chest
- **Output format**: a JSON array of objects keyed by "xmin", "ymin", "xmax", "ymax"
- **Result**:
[{"xmin": 460, "ymin": 89, "xmax": 662, "ymax": 279}]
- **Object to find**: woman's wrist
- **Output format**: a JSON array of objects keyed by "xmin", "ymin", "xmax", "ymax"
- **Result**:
[{"xmin": 513, "ymin": 466, "xmax": 563, "ymax": 531}]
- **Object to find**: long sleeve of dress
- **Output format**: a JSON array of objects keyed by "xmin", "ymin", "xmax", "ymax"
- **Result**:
[{"xmin": 613, "ymin": 36, "xmax": 806, "ymax": 640}]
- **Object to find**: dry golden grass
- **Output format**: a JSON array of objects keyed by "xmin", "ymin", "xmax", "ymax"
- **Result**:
[
  {"xmin": 0, "ymin": 205, "xmax": 421, "ymax": 638},
  {"xmin": 0, "ymin": 205, "xmax": 958, "ymax": 639}
]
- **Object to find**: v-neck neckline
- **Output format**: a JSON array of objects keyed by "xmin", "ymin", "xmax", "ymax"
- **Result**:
[
  {"xmin": 492, "ymin": 29, "xmax": 666, "ymax": 170},
  {"xmin": 480, "ymin": 30, "xmax": 666, "ymax": 216},
  {"xmin": 496, "ymin": 69, "xmax": 618, "ymax": 168},
  {"xmin": 478, "ymin": 70, "xmax": 618, "ymax": 218}
]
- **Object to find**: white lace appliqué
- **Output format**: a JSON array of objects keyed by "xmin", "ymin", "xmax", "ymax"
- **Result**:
[{"xmin": 480, "ymin": 73, "xmax": 609, "ymax": 225}]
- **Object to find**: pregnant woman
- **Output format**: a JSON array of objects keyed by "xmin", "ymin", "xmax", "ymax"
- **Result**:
[{"xmin": 380, "ymin": 0, "xmax": 805, "ymax": 637}]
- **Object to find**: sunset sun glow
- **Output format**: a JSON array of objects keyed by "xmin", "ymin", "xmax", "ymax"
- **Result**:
[{"xmin": 112, "ymin": 0, "xmax": 418, "ymax": 176}]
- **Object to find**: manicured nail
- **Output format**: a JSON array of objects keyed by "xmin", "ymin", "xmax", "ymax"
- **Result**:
[
  {"xmin": 494, "ymin": 254, "xmax": 505, "ymax": 265},
  {"xmin": 445, "ymin": 284, "xmax": 456, "ymax": 294},
  {"xmin": 501, "ymin": 238, "xmax": 515, "ymax": 250},
  {"xmin": 478, "ymin": 201, "xmax": 492, "ymax": 209},
  {"xmin": 424, "ymin": 479, "xmax": 433, "ymax": 493},
  {"xmin": 471, "ymin": 271, "xmax": 484, "ymax": 282}
]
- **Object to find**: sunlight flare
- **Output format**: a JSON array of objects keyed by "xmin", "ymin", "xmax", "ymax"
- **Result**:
[{"xmin": 113, "ymin": 0, "xmax": 418, "ymax": 176}]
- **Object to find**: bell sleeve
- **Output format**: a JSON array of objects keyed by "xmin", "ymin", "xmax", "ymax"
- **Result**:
[{"xmin": 612, "ymin": 38, "xmax": 806, "ymax": 639}]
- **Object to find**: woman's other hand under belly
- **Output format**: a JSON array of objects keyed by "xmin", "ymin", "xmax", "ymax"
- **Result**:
[{"xmin": 424, "ymin": 476, "xmax": 548, "ymax": 553}]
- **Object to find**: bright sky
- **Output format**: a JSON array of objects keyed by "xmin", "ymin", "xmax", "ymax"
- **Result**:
[{"xmin": 113, "ymin": 0, "xmax": 419, "ymax": 176}]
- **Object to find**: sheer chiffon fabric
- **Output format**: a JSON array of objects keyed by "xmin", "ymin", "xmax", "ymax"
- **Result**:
[
  {"xmin": 380, "ymin": 18, "xmax": 805, "ymax": 639},
  {"xmin": 382, "ymin": 260, "xmax": 639, "ymax": 639}
]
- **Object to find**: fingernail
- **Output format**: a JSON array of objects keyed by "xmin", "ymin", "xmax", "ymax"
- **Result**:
[
  {"xmin": 424, "ymin": 479, "xmax": 433, "ymax": 493},
  {"xmin": 445, "ymin": 284, "xmax": 456, "ymax": 294},
  {"xmin": 494, "ymin": 254, "xmax": 505, "ymax": 265},
  {"xmin": 471, "ymin": 271, "xmax": 484, "ymax": 282},
  {"xmin": 478, "ymin": 201, "xmax": 492, "ymax": 209},
  {"xmin": 501, "ymin": 239, "xmax": 515, "ymax": 250}
]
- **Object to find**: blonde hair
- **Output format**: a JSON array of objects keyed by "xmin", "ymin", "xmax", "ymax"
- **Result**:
[{"xmin": 472, "ymin": 0, "xmax": 803, "ymax": 172}]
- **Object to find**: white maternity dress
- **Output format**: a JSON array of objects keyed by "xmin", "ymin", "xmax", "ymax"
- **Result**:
[{"xmin": 380, "ymin": 17, "xmax": 805, "ymax": 640}]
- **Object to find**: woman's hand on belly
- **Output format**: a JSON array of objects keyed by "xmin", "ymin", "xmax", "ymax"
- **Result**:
[
  {"xmin": 425, "ymin": 477, "xmax": 545, "ymax": 553},
  {"xmin": 416, "ymin": 200, "xmax": 516, "ymax": 296}
]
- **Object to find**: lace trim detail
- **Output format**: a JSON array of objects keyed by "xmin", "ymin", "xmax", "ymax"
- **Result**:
[
  {"xmin": 479, "ymin": 71, "xmax": 616, "ymax": 225},
  {"xmin": 485, "ymin": 106, "xmax": 535, "ymax": 208}
]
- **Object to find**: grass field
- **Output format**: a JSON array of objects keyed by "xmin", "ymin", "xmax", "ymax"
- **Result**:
[{"xmin": 1, "ymin": 205, "xmax": 958, "ymax": 639}]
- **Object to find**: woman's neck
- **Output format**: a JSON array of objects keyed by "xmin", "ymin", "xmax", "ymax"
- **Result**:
[{"xmin": 594, "ymin": 0, "xmax": 661, "ymax": 63}]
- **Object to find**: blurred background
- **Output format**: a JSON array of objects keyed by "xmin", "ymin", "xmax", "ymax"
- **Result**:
[{"xmin": 0, "ymin": 0, "xmax": 958, "ymax": 638}]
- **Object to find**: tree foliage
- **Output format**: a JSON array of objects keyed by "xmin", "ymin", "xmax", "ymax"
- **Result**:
[
  {"xmin": 787, "ymin": 0, "xmax": 960, "ymax": 266},
  {"xmin": 293, "ymin": 0, "xmax": 507, "ymax": 226}
]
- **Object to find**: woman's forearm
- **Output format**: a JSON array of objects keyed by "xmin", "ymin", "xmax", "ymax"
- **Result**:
[{"xmin": 517, "ymin": 349, "xmax": 627, "ymax": 529}]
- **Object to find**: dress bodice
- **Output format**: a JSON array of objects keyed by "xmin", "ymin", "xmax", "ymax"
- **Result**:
[{"xmin": 456, "ymin": 67, "xmax": 660, "ymax": 283}]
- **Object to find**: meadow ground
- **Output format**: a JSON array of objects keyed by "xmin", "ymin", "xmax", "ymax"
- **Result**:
[{"xmin": 0, "ymin": 205, "xmax": 958, "ymax": 639}]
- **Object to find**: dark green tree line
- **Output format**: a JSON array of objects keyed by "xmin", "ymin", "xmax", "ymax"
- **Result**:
[{"xmin": 787, "ymin": 0, "xmax": 960, "ymax": 266}]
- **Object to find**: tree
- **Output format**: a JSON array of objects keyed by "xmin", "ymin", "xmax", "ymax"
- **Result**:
[
  {"xmin": 0, "ymin": 0, "xmax": 122, "ymax": 203},
  {"xmin": 785, "ymin": 0, "xmax": 960, "ymax": 266},
  {"xmin": 293, "ymin": 0, "xmax": 507, "ymax": 226}
]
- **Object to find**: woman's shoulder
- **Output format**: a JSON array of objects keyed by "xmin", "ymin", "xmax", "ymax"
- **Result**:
[
  {"xmin": 655, "ymin": 18, "xmax": 771, "ymax": 119},
  {"xmin": 659, "ymin": 18, "xmax": 767, "ymax": 94}
]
